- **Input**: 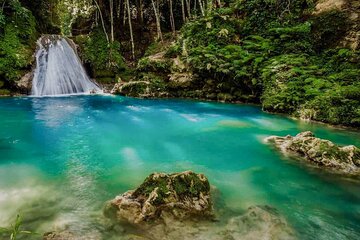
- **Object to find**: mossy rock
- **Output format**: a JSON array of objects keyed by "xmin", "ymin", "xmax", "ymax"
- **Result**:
[
  {"xmin": 104, "ymin": 171, "xmax": 213, "ymax": 225},
  {"xmin": 94, "ymin": 69, "xmax": 115, "ymax": 78},
  {"xmin": 96, "ymin": 77, "xmax": 115, "ymax": 84},
  {"xmin": 265, "ymin": 131, "xmax": 360, "ymax": 175}
]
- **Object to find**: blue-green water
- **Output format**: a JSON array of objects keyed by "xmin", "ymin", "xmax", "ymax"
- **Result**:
[{"xmin": 0, "ymin": 95, "xmax": 359, "ymax": 239}]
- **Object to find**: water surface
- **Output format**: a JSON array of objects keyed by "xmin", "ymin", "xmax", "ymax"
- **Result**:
[{"xmin": 0, "ymin": 95, "xmax": 359, "ymax": 239}]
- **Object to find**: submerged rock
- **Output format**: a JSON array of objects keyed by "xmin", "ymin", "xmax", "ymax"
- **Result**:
[
  {"xmin": 43, "ymin": 231, "xmax": 102, "ymax": 240},
  {"xmin": 43, "ymin": 231, "xmax": 76, "ymax": 240},
  {"xmin": 265, "ymin": 131, "xmax": 360, "ymax": 175},
  {"xmin": 104, "ymin": 171, "xmax": 213, "ymax": 225},
  {"xmin": 222, "ymin": 205, "xmax": 296, "ymax": 240},
  {"xmin": 114, "ymin": 205, "xmax": 296, "ymax": 240}
]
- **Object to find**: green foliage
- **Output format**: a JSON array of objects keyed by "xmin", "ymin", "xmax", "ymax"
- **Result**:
[
  {"xmin": 137, "ymin": 58, "xmax": 172, "ymax": 73},
  {"xmin": 180, "ymin": 10, "xmax": 241, "ymax": 49},
  {"xmin": 0, "ymin": 25, "xmax": 33, "ymax": 81},
  {"xmin": 164, "ymin": 44, "xmax": 182, "ymax": 58},
  {"xmin": 262, "ymin": 49, "xmax": 360, "ymax": 126},
  {"xmin": 0, "ymin": 214, "xmax": 35, "ymax": 240},
  {"xmin": 158, "ymin": 0, "xmax": 358, "ymax": 127},
  {"xmin": 234, "ymin": 0, "xmax": 315, "ymax": 34},
  {"xmin": 81, "ymin": 29, "xmax": 125, "ymax": 72},
  {"xmin": 0, "ymin": 0, "xmax": 37, "ymax": 83}
]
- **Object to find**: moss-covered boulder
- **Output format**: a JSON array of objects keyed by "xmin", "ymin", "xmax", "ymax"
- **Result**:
[
  {"xmin": 265, "ymin": 131, "xmax": 360, "ymax": 175},
  {"xmin": 104, "ymin": 171, "xmax": 213, "ymax": 225}
]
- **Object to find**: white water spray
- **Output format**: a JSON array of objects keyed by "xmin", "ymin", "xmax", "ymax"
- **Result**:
[{"xmin": 32, "ymin": 35, "xmax": 101, "ymax": 96}]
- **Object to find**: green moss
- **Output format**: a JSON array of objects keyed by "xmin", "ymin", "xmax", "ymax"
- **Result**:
[
  {"xmin": 132, "ymin": 172, "xmax": 210, "ymax": 205},
  {"xmin": 318, "ymin": 142, "xmax": 349, "ymax": 162},
  {"xmin": 0, "ymin": 89, "xmax": 11, "ymax": 96},
  {"xmin": 96, "ymin": 77, "xmax": 115, "ymax": 84},
  {"xmin": 119, "ymin": 82, "xmax": 150, "ymax": 97},
  {"xmin": 172, "ymin": 173, "xmax": 210, "ymax": 199},
  {"xmin": 133, "ymin": 174, "xmax": 169, "ymax": 205},
  {"xmin": 93, "ymin": 69, "xmax": 115, "ymax": 78}
]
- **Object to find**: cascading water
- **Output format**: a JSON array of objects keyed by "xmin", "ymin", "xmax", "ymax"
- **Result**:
[{"xmin": 31, "ymin": 35, "xmax": 101, "ymax": 96}]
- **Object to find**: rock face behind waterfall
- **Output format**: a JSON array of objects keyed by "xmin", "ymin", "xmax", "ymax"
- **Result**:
[
  {"xmin": 31, "ymin": 35, "xmax": 101, "ymax": 96},
  {"xmin": 104, "ymin": 171, "xmax": 213, "ymax": 225},
  {"xmin": 265, "ymin": 131, "xmax": 360, "ymax": 175}
]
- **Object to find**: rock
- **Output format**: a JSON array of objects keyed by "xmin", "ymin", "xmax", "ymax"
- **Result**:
[
  {"xmin": 121, "ymin": 205, "xmax": 296, "ymax": 240},
  {"xmin": 43, "ymin": 230, "xmax": 102, "ymax": 240},
  {"xmin": 17, "ymin": 72, "xmax": 33, "ymax": 94},
  {"xmin": 168, "ymin": 72, "xmax": 193, "ymax": 88},
  {"xmin": 265, "ymin": 131, "xmax": 360, "ymax": 175},
  {"xmin": 104, "ymin": 171, "xmax": 213, "ymax": 225},
  {"xmin": 217, "ymin": 93, "xmax": 234, "ymax": 102},
  {"xmin": 313, "ymin": 0, "xmax": 346, "ymax": 14},
  {"xmin": 312, "ymin": 0, "xmax": 360, "ymax": 50},
  {"xmin": 222, "ymin": 205, "xmax": 296, "ymax": 240},
  {"xmin": 111, "ymin": 81, "xmax": 150, "ymax": 97},
  {"xmin": 43, "ymin": 231, "xmax": 76, "ymax": 240}
]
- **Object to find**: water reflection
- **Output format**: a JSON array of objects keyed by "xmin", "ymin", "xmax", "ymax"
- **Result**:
[{"xmin": 31, "ymin": 97, "xmax": 84, "ymax": 128}]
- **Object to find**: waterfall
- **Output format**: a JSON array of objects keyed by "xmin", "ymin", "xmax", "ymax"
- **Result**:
[{"xmin": 31, "ymin": 35, "xmax": 101, "ymax": 96}]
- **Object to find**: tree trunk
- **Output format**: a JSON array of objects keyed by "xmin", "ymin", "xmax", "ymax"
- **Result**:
[
  {"xmin": 198, "ymin": 0, "xmax": 205, "ymax": 16},
  {"xmin": 151, "ymin": 0, "xmax": 162, "ymax": 41},
  {"xmin": 123, "ymin": 0, "xmax": 127, "ymax": 26},
  {"xmin": 169, "ymin": 0, "xmax": 175, "ymax": 35},
  {"xmin": 140, "ymin": 0, "xmax": 144, "ymax": 24},
  {"xmin": 110, "ymin": 0, "xmax": 114, "ymax": 42},
  {"xmin": 135, "ymin": 0, "xmax": 143, "ymax": 25},
  {"xmin": 194, "ymin": 0, "xmax": 197, "ymax": 14},
  {"xmin": 185, "ymin": 0, "xmax": 191, "ymax": 19},
  {"xmin": 126, "ymin": 0, "xmax": 135, "ymax": 59},
  {"xmin": 181, "ymin": 0, "xmax": 186, "ymax": 22},
  {"xmin": 94, "ymin": 0, "xmax": 109, "ymax": 43}
]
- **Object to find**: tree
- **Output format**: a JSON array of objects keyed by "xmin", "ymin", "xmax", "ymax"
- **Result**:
[
  {"xmin": 151, "ymin": 0, "xmax": 162, "ymax": 41},
  {"xmin": 93, "ymin": 0, "xmax": 109, "ymax": 43},
  {"xmin": 169, "ymin": 0, "xmax": 175, "ymax": 34},
  {"xmin": 126, "ymin": 0, "xmax": 135, "ymax": 59},
  {"xmin": 110, "ymin": 0, "xmax": 114, "ymax": 42}
]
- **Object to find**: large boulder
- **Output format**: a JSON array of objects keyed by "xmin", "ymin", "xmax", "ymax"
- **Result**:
[
  {"xmin": 104, "ymin": 171, "xmax": 213, "ymax": 225},
  {"xmin": 265, "ymin": 131, "xmax": 360, "ymax": 175}
]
